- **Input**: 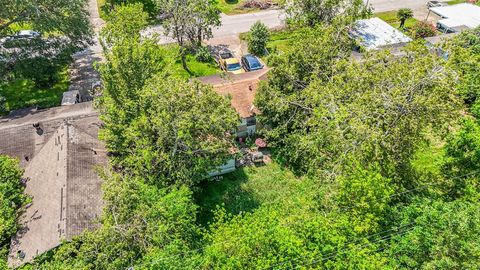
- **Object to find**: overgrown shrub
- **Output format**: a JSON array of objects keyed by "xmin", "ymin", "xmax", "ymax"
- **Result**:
[
  {"xmin": 247, "ymin": 21, "xmax": 270, "ymax": 56},
  {"xmin": 14, "ymin": 57, "xmax": 60, "ymax": 87},
  {"xmin": 411, "ymin": 21, "xmax": 436, "ymax": 38},
  {"xmin": 195, "ymin": 46, "xmax": 213, "ymax": 63}
]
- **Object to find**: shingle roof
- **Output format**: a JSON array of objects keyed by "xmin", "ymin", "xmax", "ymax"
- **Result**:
[
  {"xmin": 197, "ymin": 68, "xmax": 269, "ymax": 118},
  {"xmin": 0, "ymin": 102, "xmax": 106, "ymax": 268}
]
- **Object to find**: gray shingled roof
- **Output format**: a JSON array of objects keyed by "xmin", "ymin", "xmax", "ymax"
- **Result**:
[{"xmin": 0, "ymin": 102, "xmax": 106, "ymax": 268}]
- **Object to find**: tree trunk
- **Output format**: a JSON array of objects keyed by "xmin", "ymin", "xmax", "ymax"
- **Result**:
[
  {"xmin": 181, "ymin": 50, "xmax": 191, "ymax": 74},
  {"xmin": 400, "ymin": 19, "xmax": 405, "ymax": 29}
]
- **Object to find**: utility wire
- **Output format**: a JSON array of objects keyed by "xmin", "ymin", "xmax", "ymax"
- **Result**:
[{"xmin": 129, "ymin": 169, "xmax": 480, "ymax": 269}]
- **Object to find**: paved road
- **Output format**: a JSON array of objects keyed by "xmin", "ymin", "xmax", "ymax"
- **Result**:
[
  {"xmin": 367, "ymin": 0, "xmax": 428, "ymax": 12},
  {"xmin": 146, "ymin": 0, "xmax": 430, "ymax": 43}
]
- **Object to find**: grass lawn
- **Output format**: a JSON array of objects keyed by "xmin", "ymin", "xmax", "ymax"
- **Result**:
[
  {"xmin": 216, "ymin": 0, "xmax": 261, "ymax": 15},
  {"xmin": 195, "ymin": 162, "xmax": 313, "ymax": 225},
  {"xmin": 162, "ymin": 45, "xmax": 220, "ymax": 78},
  {"xmin": 447, "ymin": 0, "xmax": 480, "ymax": 5},
  {"xmin": 375, "ymin": 11, "xmax": 419, "ymax": 34},
  {"xmin": 411, "ymin": 133, "xmax": 445, "ymax": 176},
  {"xmin": 171, "ymin": 55, "xmax": 219, "ymax": 78},
  {"xmin": 0, "ymin": 67, "xmax": 69, "ymax": 115},
  {"xmin": 266, "ymin": 29, "xmax": 299, "ymax": 54}
]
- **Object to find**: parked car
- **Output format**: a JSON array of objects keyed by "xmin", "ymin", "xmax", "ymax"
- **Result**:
[
  {"xmin": 241, "ymin": 54, "xmax": 264, "ymax": 72},
  {"xmin": 427, "ymin": 1, "xmax": 446, "ymax": 8},
  {"xmin": 16, "ymin": 30, "xmax": 41, "ymax": 39},
  {"xmin": 218, "ymin": 50, "xmax": 245, "ymax": 74}
]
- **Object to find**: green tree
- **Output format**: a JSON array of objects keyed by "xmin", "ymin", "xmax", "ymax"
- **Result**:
[
  {"xmin": 30, "ymin": 172, "xmax": 199, "ymax": 270},
  {"xmin": 0, "ymin": 0, "xmax": 92, "ymax": 82},
  {"xmin": 397, "ymin": 8, "xmax": 413, "ymax": 29},
  {"xmin": 100, "ymin": 75, "xmax": 239, "ymax": 187},
  {"xmin": 156, "ymin": 0, "xmax": 221, "ymax": 71},
  {"xmin": 386, "ymin": 199, "xmax": 480, "ymax": 269},
  {"xmin": 101, "ymin": 3, "xmax": 149, "ymax": 47},
  {"xmin": 284, "ymin": 0, "xmax": 369, "ymax": 26},
  {"xmin": 103, "ymin": 0, "xmax": 158, "ymax": 17},
  {"xmin": 0, "ymin": 155, "xmax": 27, "ymax": 265},
  {"xmin": 247, "ymin": 21, "xmax": 269, "ymax": 56},
  {"xmin": 443, "ymin": 27, "xmax": 480, "ymax": 105},
  {"xmin": 256, "ymin": 29, "xmax": 459, "ymax": 182}
]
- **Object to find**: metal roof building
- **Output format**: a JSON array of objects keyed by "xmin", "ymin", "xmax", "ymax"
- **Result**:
[
  {"xmin": 350, "ymin": 17, "xmax": 412, "ymax": 50},
  {"xmin": 430, "ymin": 3, "xmax": 480, "ymax": 32}
]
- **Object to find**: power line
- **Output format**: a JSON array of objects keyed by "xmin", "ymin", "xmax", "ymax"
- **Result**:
[
  {"xmin": 129, "ymin": 169, "xmax": 480, "ymax": 269},
  {"xmin": 264, "ymin": 222, "xmax": 416, "ymax": 270}
]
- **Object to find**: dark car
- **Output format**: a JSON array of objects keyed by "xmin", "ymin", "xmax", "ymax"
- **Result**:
[{"xmin": 241, "ymin": 54, "xmax": 264, "ymax": 72}]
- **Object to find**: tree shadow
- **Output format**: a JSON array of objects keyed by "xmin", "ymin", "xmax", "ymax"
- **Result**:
[
  {"xmin": 194, "ymin": 167, "xmax": 260, "ymax": 226},
  {"xmin": 225, "ymin": 0, "xmax": 239, "ymax": 4}
]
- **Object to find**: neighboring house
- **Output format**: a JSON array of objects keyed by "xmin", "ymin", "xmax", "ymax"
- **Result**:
[
  {"xmin": 429, "ymin": 3, "xmax": 480, "ymax": 33},
  {"xmin": 0, "ymin": 102, "xmax": 106, "ymax": 268},
  {"xmin": 197, "ymin": 68, "xmax": 269, "ymax": 138},
  {"xmin": 350, "ymin": 17, "xmax": 412, "ymax": 51}
]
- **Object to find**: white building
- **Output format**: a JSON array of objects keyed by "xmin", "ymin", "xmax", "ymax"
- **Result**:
[
  {"xmin": 350, "ymin": 17, "xmax": 412, "ymax": 50},
  {"xmin": 430, "ymin": 3, "xmax": 480, "ymax": 32}
]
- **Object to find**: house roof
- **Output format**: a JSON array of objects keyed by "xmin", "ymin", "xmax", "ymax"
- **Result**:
[
  {"xmin": 197, "ymin": 69, "xmax": 269, "ymax": 118},
  {"xmin": 430, "ymin": 4, "xmax": 480, "ymax": 30},
  {"xmin": 0, "ymin": 102, "xmax": 106, "ymax": 268},
  {"xmin": 350, "ymin": 17, "xmax": 412, "ymax": 50}
]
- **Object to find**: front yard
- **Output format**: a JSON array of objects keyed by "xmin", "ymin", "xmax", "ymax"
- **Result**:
[{"xmin": 0, "ymin": 67, "xmax": 69, "ymax": 115}]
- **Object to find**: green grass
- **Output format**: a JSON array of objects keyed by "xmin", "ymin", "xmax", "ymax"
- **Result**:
[
  {"xmin": 0, "ymin": 67, "xmax": 70, "ymax": 115},
  {"xmin": 216, "ymin": 0, "xmax": 261, "ymax": 15},
  {"xmin": 195, "ymin": 162, "xmax": 312, "ymax": 225},
  {"xmin": 447, "ymin": 0, "xmax": 480, "ymax": 5},
  {"xmin": 266, "ymin": 29, "xmax": 299, "ymax": 54},
  {"xmin": 171, "ymin": 55, "xmax": 219, "ymax": 78},
  {"xmin": 411, "ymin": 133, "xmax": 445, "ymax": 176},
  {"xmin": 162, "ymin": 45, "xmax": 220, "ymax": 78},
  {"xmin": 375, "ymin": 11, "xmax": 419, "ymax": 32},
  {"xmin": 97, "ymin": 0, "xmax": 107, "ymax": 20}
]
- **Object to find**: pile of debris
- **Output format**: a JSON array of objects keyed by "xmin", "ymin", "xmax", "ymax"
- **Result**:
[{"xmin": 242, "ymin": 0, "xmax": 275, "ymax": 9}]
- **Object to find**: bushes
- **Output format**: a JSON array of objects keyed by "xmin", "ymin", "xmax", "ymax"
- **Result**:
[
  {"xmin": 411, "ymin": 21, "xmax": 436, "ymax": 38},
  {"xmin": 247, "ymin": 21, "xmax": 269, "ymax": 56},
  {"xmin": 195, "ymin": 46, "xmax": 213, "ymax": 62},
  {"xmin": 0, "ymin": 156, "xmax": 27, "ymax": 264}
]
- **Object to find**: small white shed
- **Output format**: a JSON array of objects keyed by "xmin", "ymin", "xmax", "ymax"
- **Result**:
[
  {"xmin": 350, "ymin": 17, "xmax": 412, "ymax": 50},
  {"xmin": 430, "ymin": 3, "xmax": 480, "ymax": 32}
]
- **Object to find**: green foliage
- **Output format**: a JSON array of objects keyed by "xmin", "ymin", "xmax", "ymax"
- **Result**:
[
  {"xmin": 386, "ymin": 199, "xmax": 480, "ymax": 269},
  {"xmin": 256, "ymin": 27, "xmax": 459, "ymax": 182},
  {"xmin": 194, "ymin": 46, "xmax": 213, "ymax": 63},
  {"xmin": 397, "ymin": 8, "xmax": 413, "ymax": 29},
  {"xmin": 101, "ymin": 3, "xmax": 149, "ymax": 47},
  {"xmin": 284, "ymin": 0, "xmax": 369, "ymax": 26},
  {"xmin": 0, "ymin": 155, "xmax": 27, "ymax": 264},
  {"xmin": 247, "ymin": 21, "xmax": 269, "ymax": 56},
  {"xmin": 100, "ymin": 75, "xmax": 238, "ymax": 187},
  {"xmin": 0, "ymin": 65, "xmax": 69, "ymax": 115},
  {"xmin": 101, "ymin": 0, "xmax": 158, "ymax": 18},
  {"xmin": 0, "ymin": 0, "xmax": 92, "ymax": 83},
  {"xmin": 411, "ymin": 21, "xmax": 437, "ymax": 39},
  {"xmin": 444, "ymin": 27, "xmax": 480, "ymax": 105},
  {"xmin": 30, "ymin": 172, "xmax": 199, "ymax": 270}
]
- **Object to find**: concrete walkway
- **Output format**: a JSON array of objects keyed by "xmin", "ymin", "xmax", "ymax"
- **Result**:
[{"xmin": 67, "ymin": 0, "xmax": 105, "ymax": 101}]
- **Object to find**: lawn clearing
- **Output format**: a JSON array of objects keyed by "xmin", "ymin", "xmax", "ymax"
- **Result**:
[
  {"xmin": 195, "ymin": 162, "xmax": 313, "ymax": 225},
  {"xmin": 411, "ymin": 132, "xmax": 445, "ymax": 176},
  {"xmin": 375, "ymin": 11, "xmax": 419, "ymax": 36},
  {"xmin": 162, "ymin": 45, "xmax": 220, "ymax": 78},
  {"xmin": 0, "ymin": 67, "xmax": 69, "ymax": 115},
  {"xmin": 216, "ymin": 0, "xmax": 262, "ymax": 15}
]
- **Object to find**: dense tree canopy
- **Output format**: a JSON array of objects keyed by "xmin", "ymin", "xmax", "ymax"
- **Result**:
[
  {"xmin": 0, "ymin": 0, "xmax": 92, "ymax": 82},
  {"xmin": 13, "ymin": 11, "xmax": 480, "ymax": 270},
  {"xmin": 284, "ymin": 0, "xmax": 369, "ymax": 26},
  {"xmin": 256, "ymin": 27, "xmax": 459, "ymax": 182}
]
